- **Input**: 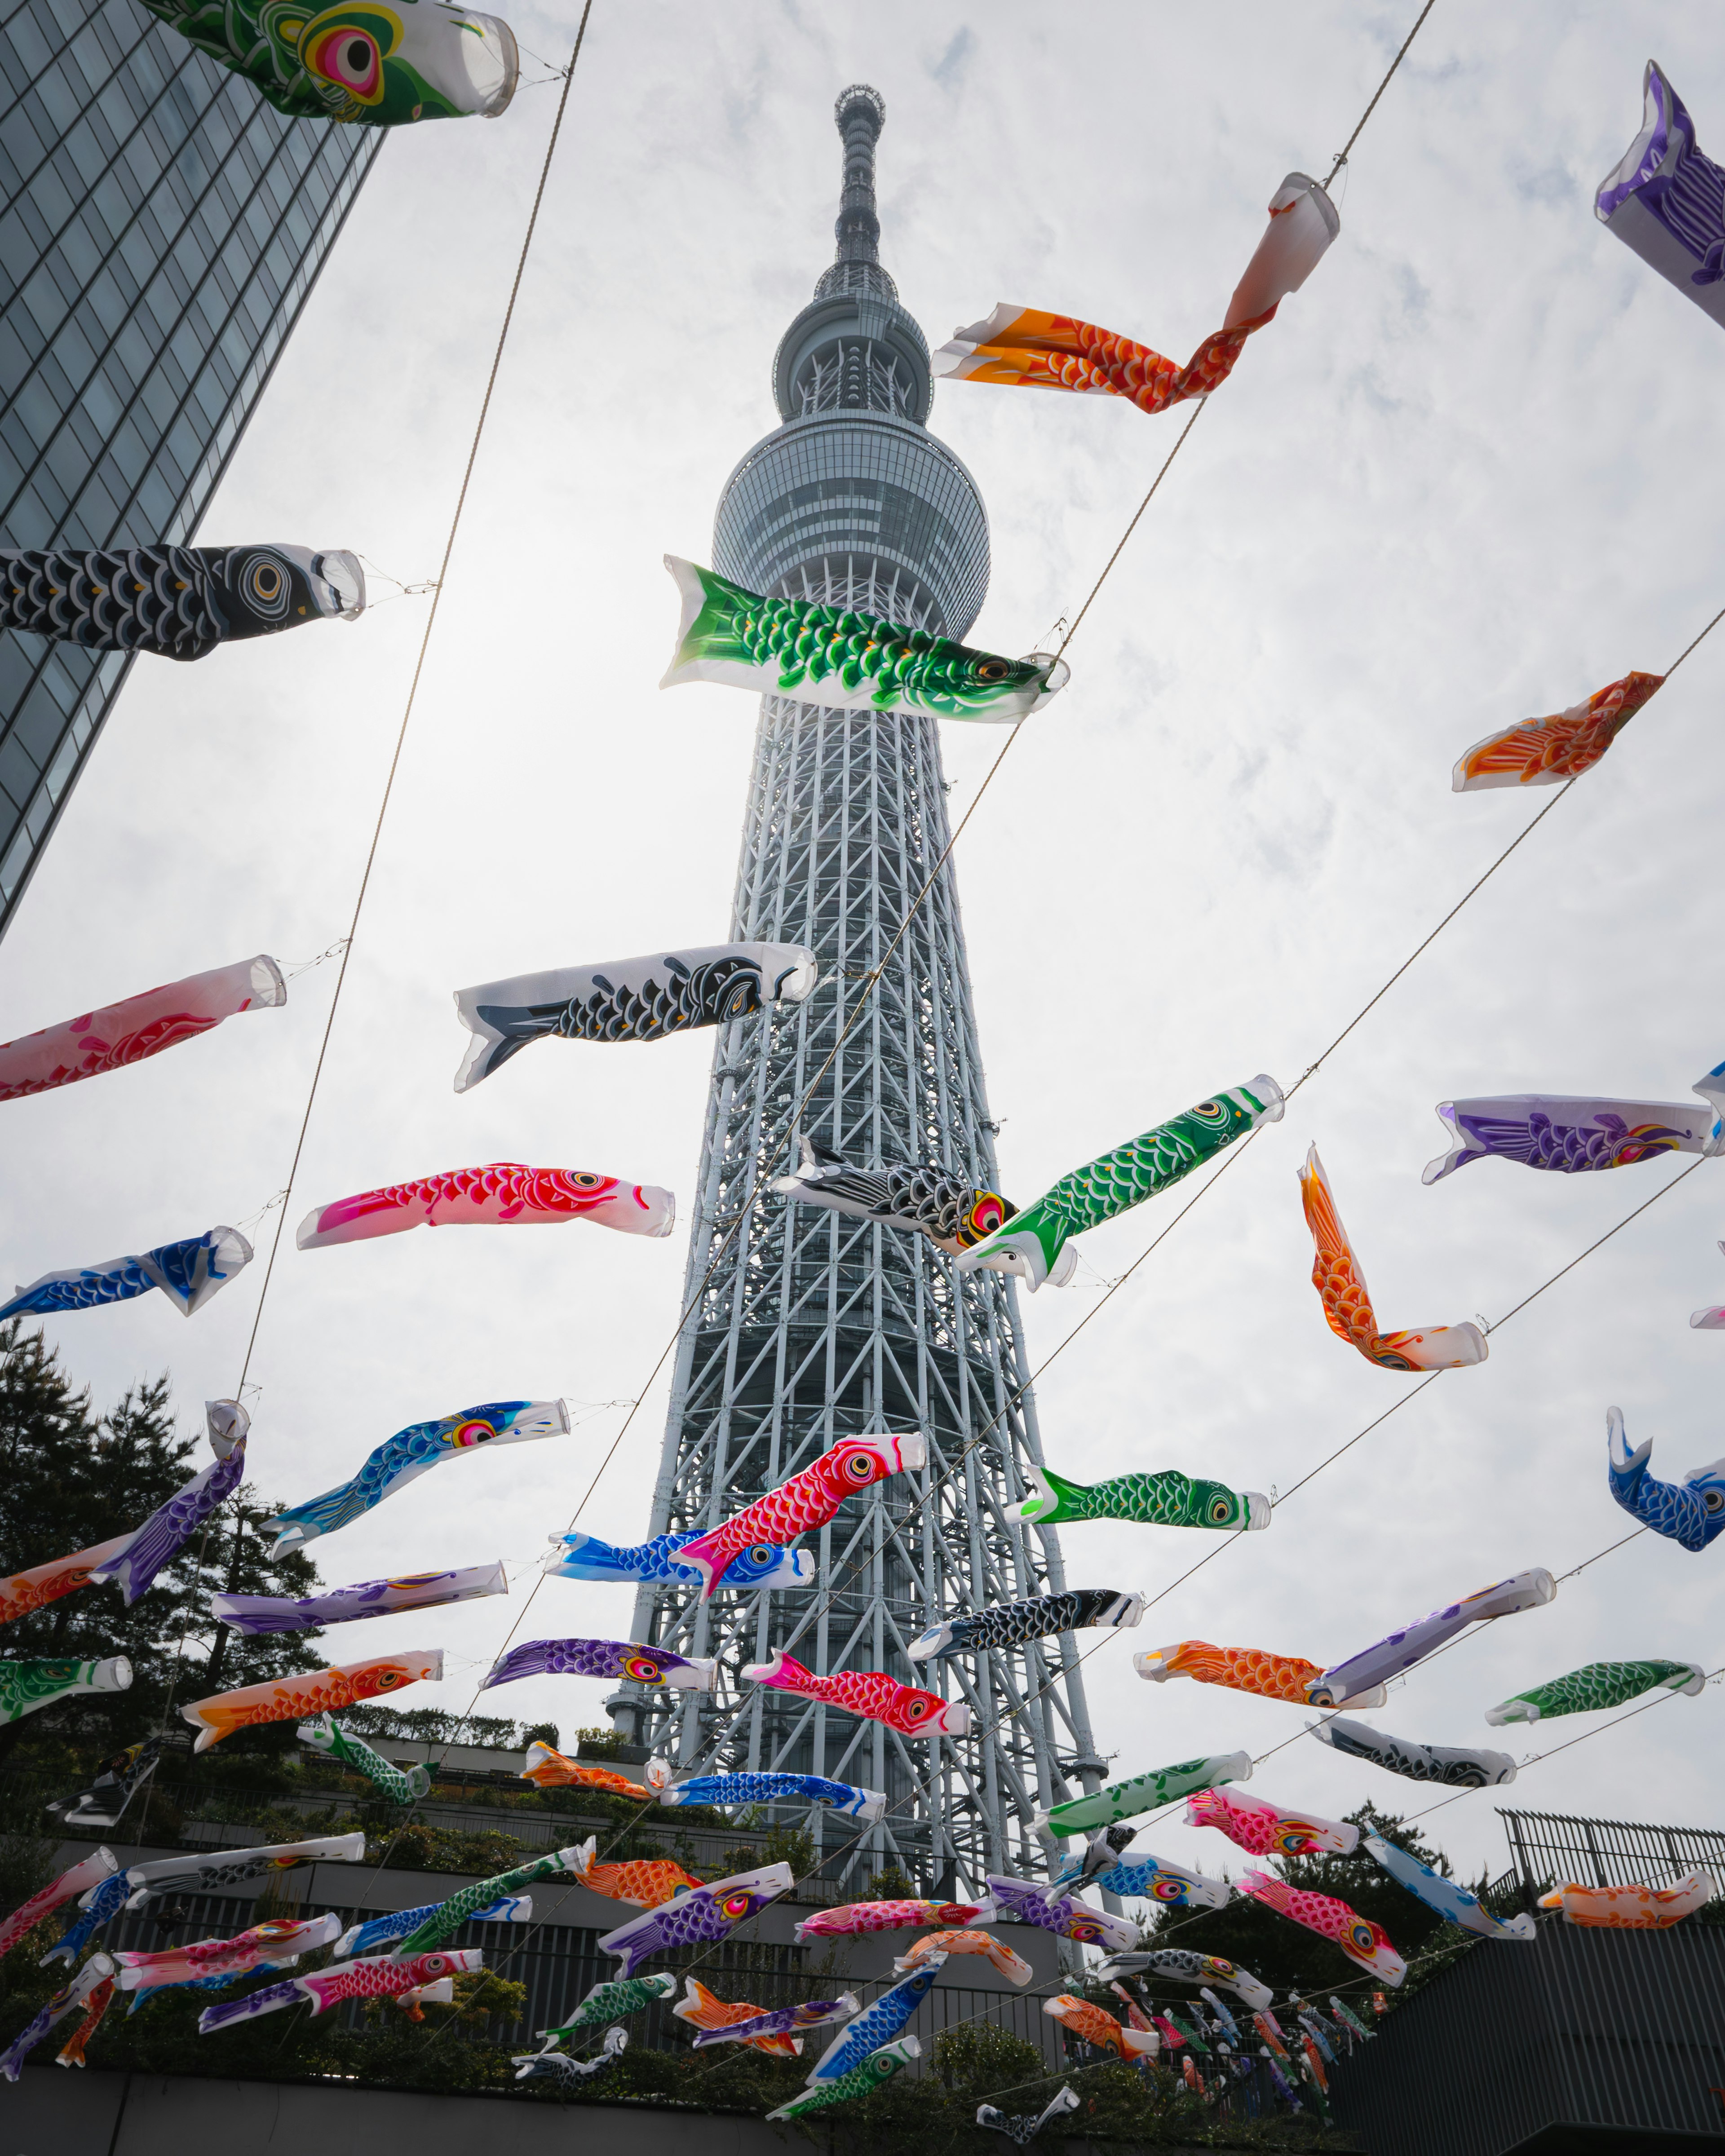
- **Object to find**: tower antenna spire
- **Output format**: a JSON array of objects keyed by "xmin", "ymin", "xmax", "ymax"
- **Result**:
[{"xmin": 832, "ymin": 84, "xmax": 886, "ymax": 268}]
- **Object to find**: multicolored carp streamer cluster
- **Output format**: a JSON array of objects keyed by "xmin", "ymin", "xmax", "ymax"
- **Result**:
[
  {"xmin": 297, "ymin": 1714, "xmax": 429, "ymax": 1805},
  {"xmin": 978, "ymin": 2087, "xmax": 1080, "ymax": 2146},
  {"xmin": 1185, "ymin": 1786, "xmax": 1358, "ymax": 1859},
  {"xmin": 53, "ymin": 1969, "xmax": 115, "ymax": 2066},
  {"xmin": 680, "ymin": 1978, "xmax": 858, "ymax": 2057},
  {"xmin": 0, "ymin": 1224, "xmax": 251, "ymax": 1323},
  {"xmin": 0, "ymin": 1655, "xmax": 129, "ymax": 1726},
  {"xmin": 933, "ymin": 175, "xmax": 1338, "ymax": 417},
  {"xmin": 453, "ymin": 941, "xmax": 817, "ymax": 1091},
  {"xmin": 1310, "ymin": 1715, "xmax": 1517, "ymax": 1788},
  {"xmin": 596, "ymin": 1864, "xmax": 793, "ymax": 1978},
  {"xmin": 514, "ymin": 2027, "xmax": 628, "ymax": 2083},
  {"xmin": 1607, "ymin": 1409, "xmax": 1725, "ymax": 1551},
  {"xmin": 0, "ymin": 954, "xmax": 284, "ymax": 1102},
  {"xmin": 1300, "ymin": 1145, "xmax": 1486, "ymax": 1371},
  {"xmin": 46, "ymin": 1869, "xmax": 130, "ymax": 1966},
  {"xmin": 907, "ymin": 1586, "xmax": 1142, "ymax": 1661},
  {"xmin": 894, "ymin": 1929, "xmax": 1033, "ymax": 1987},
  {"xmin": 124, "ymin": 1832, "xmax": 364, "ymax": 1905},
  {"xmin": 957, "ymin": 1077, "xmax": 1283, "ymax": 1292},
  {"xmin": 661, "ymin": 557, "xmax": 1068, "ymax": 725},
  {"xmin": 1012, "ymin": 1462, "xmax": 1267, "ymax": 1533},
  {"xmin": 336, "ymin": 1895, "xmax": 530, "ymax": 1960},
  {"xmin": 1309, "ymin": 1569, "xmax": 1556, "ymax": 1706},
  {"xmin": 538, "ymin": 1970, "xmax": 679, "ymax": 2046},
  {"xmin": 743, "ymin": 1649, "xmax": 967, "ymax": 1736},
  {"xmin": 296, "ymin": 1163, "xmax": 673, "ymax": 1250},
  {"xmin": 1239, "ymin": 1870, "xmax": 1407, "ymax": 1985},
  {"xmin": 1135, "ymin": 1639, "xmax": 1386, "ymax": 1709},
  {"xmin": 198, "ymin": 1950, "xmax": 482, "ymax": 2033},
  {"xmin": 1597, "ymin": 62, "xmax": 1725, "ymax": 329},
  {"xmin": 90, "ymin": 1433, "xmax": 247, "ymax": 1605},
  {"xmin": 660, "ymin": 1769, "xmax": 883, "ymax": 1820},
  {"xmin": 1043, "ymin": 1994, "xmax": 1159, "ymax": 2060},
  {"xmin": 1095, "ymin": 1852, "xmax": 1232, "ymax": 1910},
  {"xmin": 137, "ymin": 0, "xmax": 518, "ymax": 125},
  {"xmin": 396, "ymin": 1847, "xmax": 588, "ymax": 1955},
  {"xmin": 544, "ymin": 1523, "xmax": 813, "ymax": 1591},
  {"xmin": 1425, "ymin": 1069, "xmax": 1725, "ymax": 1184},
  {"xmin": 1453, "ymin": 669, "xmax": 1665, "ymax": 790},
  {"xmin": 1539, "ymin": 1872, "xmax": 1716, "ymax": 1928},
  {"xmin": 676, "ymin": 1431, "xmax": 926, "ymax": 1598},
  {"xmin": 765, "ymin": 2035, "xmax": 919, "ymax": 2121},
  {"xmin": 0, "ymin": 1956, "xmax": 115, "ymax": 2081},
  {"xmin": 181, "ymin": 1650, "xmax": 441, "ymax": 1752},
  {"xmin": 1365, "ymin": 1834, "xmax": 1537, "ymax": 1942},
  {"xmin": 1037, "ymin": 1749, "xmax": 1252, "ymax": 1833},
  {"xmin": 484, "ymin": 1636, "xmax": 716, "ymax": 1693},
  {"xmin": 1486, "ymin": 1658, "xmax": 1706, "ymax": 1725},
  {"xmin": 773, "ymin": 1131, "xmax": 1017, "ymax": 1257},
  {"xmin": 984, "ymin": 1873, "xmax": 1138, "ymax": 1953},
  {"xmin": 115, "ymin": 1912, "xmax": 340, "ymax": 1993},
  {"xmin": 571, "ymin": 1839, "xmax": 703, "ymax": 1910},
  {"xmin": 0, "ymin": 1847, "xmax": 116, "ymax": 1960},
  {"xmin": 520, "ymin": 1742, "xmax": 669, "ymax": 1798},
  {"xmin": 807, "ymin": 1961, "xmax": 942, "ymax": 2083},
  {"xmin": 266, "ymin": 1400, "xmax": 567, "ymax": 1553},
  {"xmin": 793, "ymin": 1897, "xmax": 990, "ymax": 1942},
  {"xmin": 218, "ymin": 1560, "xmax": 508, "ymax": 1633}
]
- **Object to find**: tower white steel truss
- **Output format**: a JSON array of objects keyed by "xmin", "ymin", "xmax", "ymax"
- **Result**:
[{"xmin": 610, "ymin": 85, "xmax": 1105, "ymax": 1895}]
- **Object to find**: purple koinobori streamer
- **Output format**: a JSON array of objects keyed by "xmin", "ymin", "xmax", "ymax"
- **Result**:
[
  {"xmin": 1423, "ymin": 1065, "xmax": 1725, "ymax": 1185},
  {"xmin": 1596, "ymin": 60, "xmax": 1725, "ymax": 328},
  {"xmin": 89, "ymin": 1442, "xmax": 246, "ymax": 1606},
  {"xmin": 214, "ymin": 1561, "xmax": 509, "ymax": 1635},
  {"xmin": 481, "ymin": 1637, "xmax": 718, "ymax": 1692},
  {"xmin": 690, "ymin": 1994, "xmax": 861, "ymax": 2048}
]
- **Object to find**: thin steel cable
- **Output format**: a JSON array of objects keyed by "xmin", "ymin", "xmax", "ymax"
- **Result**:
[{"xmin": 1322, "ymin": 0, "xmax": 1437, "ymax": 187}]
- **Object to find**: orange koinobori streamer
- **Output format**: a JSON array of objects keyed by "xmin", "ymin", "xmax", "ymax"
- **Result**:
[
  {"xmin": 1453, "ymin": 670, "xmax": 1665, "ymax": 791},
  {"xmin": 1299, "ymin": 1145, "xmax": 1487, "ymax": 1372},
  {"xmin": 931, "ymin": 174, "xmax": 1339, "ymax": 417}
]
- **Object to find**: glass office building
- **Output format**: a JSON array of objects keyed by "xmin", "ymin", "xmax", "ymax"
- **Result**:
[{"xmin": 0, "ymin": 0, "xmax": 382, "ymax": 936}]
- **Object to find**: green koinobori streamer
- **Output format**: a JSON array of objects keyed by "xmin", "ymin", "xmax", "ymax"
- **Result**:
[
  {"xmin": 956, "ymin": 1076, "xmax": 1284, "ymax": 1291},
  {"xmin": 659, "ymin": 558, "xmax": 1069, "ymax": 724},
  {"xmin": 1012, "ymin": 1465, "xmax": 1269, "ymax": 1532},
  {"xmin": 0, "ymin": 1656, "xmax": 131, "ymax": 1726},
  {"xmin": 297, "ymin": 1714, "xmax": 430, "ymax": 1805},
  {"xmin": 1486, "ymin": 1659, "xmax": 1706, "ymax": 1725}
]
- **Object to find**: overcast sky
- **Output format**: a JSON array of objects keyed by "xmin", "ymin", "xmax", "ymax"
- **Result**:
[{"xmin": 4, "ymin": 0, "xmax": 1725, "ymax": 1899}]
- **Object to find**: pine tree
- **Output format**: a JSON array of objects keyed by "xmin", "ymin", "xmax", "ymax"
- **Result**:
[{"xmin": 0, "ymin": 1322, "xmax": 324, "ymax": 1768}]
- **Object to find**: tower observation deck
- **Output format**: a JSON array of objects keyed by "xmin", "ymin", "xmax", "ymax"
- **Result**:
[{"xmin": 613, "ymin": 85, "xmax": 1104, "ymax": 1893}]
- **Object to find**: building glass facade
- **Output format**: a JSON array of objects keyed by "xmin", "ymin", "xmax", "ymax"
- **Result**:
[{"xmin": 0, "ymin": 0, "xmax": 382, "ymax": 935}]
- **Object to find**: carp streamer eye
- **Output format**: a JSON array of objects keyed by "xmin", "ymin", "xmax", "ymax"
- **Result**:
[
  {"xmin": 720, "ymin": 1892, "xmax": 752, "ymax": 1918},
  {"xmin": 623, "ymin": 1656, "xmax": 663, "ymax": 1683},
  {"xmin": 746, "ymin": 1544, "xmax": 773, "ymax": 1566},
  {"xmin": 448, "ymin": 1420, "xmax": 495, "ymax": 1448},
  {"xmin": 1192, "ymin": 1100, "xmax": 1226, "ymax": 1122},
  {"xmin": 238, "ymin": 553, "xmax": 292, "ymax": 619},
  {"xmin": 568, "ymin": 1171, "xmax": 608, "ymax": 1190},
  {"xmin": 974, "ymin": 658, "xmax": 1011, "ymax": 681},
  {"xmin": 306, "ymin": 21, "xmax": 384, "ymax": 98},
  {"xmin": 1206, "ymin": 1493, "xmax": 1234, "ymax": 1524},
  {"xmin": 845, "ymin": 1452, "xmax": 875, "ymax": 1480},
  {"xmin": 902, "ymin": 1696, "xmax": 931, "ymax": 1721},
  {"xmin": 1349, "ymin": 1922, "xmax": 1376, "ymax": 1955},
  {"xmin": 1705, "ymin": 1489, "xmax": 1725, "ymax": 1514}
]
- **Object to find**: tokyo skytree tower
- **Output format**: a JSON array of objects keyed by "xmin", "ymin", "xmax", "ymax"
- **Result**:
[{"xmin": 610, "ymin": 85, "xmax": 1104, "ymax": 1893}]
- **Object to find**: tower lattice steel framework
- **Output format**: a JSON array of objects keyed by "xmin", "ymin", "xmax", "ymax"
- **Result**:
[{"xmin": 611, "ymin": 85, "xmax": 1104, "ymax": 1895}]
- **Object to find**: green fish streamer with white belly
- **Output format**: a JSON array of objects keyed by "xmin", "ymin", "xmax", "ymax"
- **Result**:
[
  {"xmin": 957, "ymin": 1075, "xmax": 1284, "ymax": 1291},
  {"xmin": 1013, "ymin": 1464, "xmax": 1269, "ymax": 1532},
  {"xmin": 1485, "ymin": 1658, "xmax": 1705, "ymax": 1725},
  {"xmin": 659, "ymin": 557, "xmax": 1069, "ymax": 723}
]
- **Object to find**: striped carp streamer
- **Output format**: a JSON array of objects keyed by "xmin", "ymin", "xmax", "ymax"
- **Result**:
[
  {"xmin": 1135, "ymin": 1639, "xmax": 1386, "ymax": 1710},
  {"xmin": 1487, "ymin": 1658, "xmax": 1706, "ymax": 1725},
  {"xmin": 1308, "ymin": 1569, "xmax": 1556, "ymax": 1706},
  {"xmin": 596, "ymin": 1864, "xmax": 795, "ymax": 1979},
  {"xmin": 1299, "ymin": 1146, "xmax": 1487, "ymax": 1371},
  {"xmin": 266, "ymin": 1401, "xmax": 567, "ymax": 1554},
  {"xmin": 1425, "ymin": 1065, "xmax": 1725, "ymax": 1183},
  {"xmin": 1185, "ymin": 1787, "xmax": 1358, "ymax": 1859},
  {"xmin": 661, "ymin": 557, "xmax": 1067, "ymax": 725},
  {"xmin": 1365, "ymin": 1834, "xmax": 1536, "ymax": 1942},
  {"xmin": 181, "ymin": 1650, "xmax": 442, "ymax": 1753},
  {"xmin": 1309, "ymin": 1715, "xmax": 1516, "ymax": 1789},
  {"xmin": 933, "ymin": 175, "xmax": 1339, "ymax": 419},
  {"xmin": 297, "ymin": 1163, "xmax": 672, "ymax": 1249},
  {"xmin": 0, "ymin": 546, "xmax": 362, "ymax": 657},
  {"xmin": 765, "ymin": 2036, "xmax": 919, "ymax": 2122},
  {"xmin": 774, "ymin": 1131, "xmax": 1020, "ymax": 1259},
  {"xmin": 1607, "ymin": 1408, "xmax": 1725, "ymax": 1551},
  {"xmin": 137, "ymin": 0, "xmax": 517, "ymax": 126},
  {"xmin": 1036, "ymin": 1749, "xmax": 1252, "ymax": 1833},
  {"xmin": 958, "ymin": 1077, "xmax": 1282, "ymax": 1293},
  {"xmin": 0, "ymin": 1226, "xmax": 251, "ymax": 1324},
  {"xmin": 0, "ymin": 954, "xmax": 284, "ymax": 1102},
  {"xmin": 1012, "ymin": 1463, "xmax": 1266, "ymax": 1533},
  {"xmin": 1539, "ymin": 1872, "xmax": 1716, "ymax": 1928},
  {"xmin": 1043, "ymin": 1995, "xmax": 1159, "ymax": 2061},
  {"xmin": 453, "ymin": 941, "xmax": 817, "ymax": 1092},
  {"xmin": 521, "ymin": 1742, "xmax": 670, "ymax": 1798},
  {"xmin": 908, "ymin": 1586, "xmax": 1143, "ymax": 1661},
  {"xmin": 1238, "ymin": 1870, "xmax": 1407, "ymax": 1985},
  {"xmin": 1454, "ymin": 670, "xmax": 1665, "ymax": 790},
  {"xmin": 675, "ymin": 1431, "xmax": 926, "ymax": 1598},
  {"xmin": 1597, "ymin": 63, "xmax": 1725, "ymax": 328}
]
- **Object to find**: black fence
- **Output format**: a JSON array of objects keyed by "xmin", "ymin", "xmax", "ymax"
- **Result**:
[{"xmin": 1495, "ymin": 1804, "xmax": 1725, "ymax": 1900}]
